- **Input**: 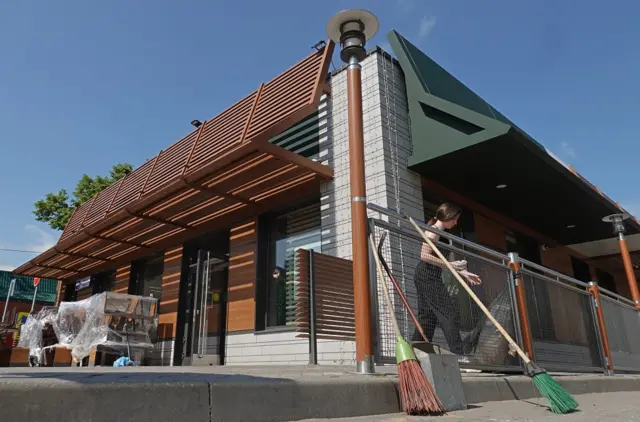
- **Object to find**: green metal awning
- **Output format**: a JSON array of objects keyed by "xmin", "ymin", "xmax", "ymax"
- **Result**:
[
  {"xmin": 388, "ymin": 30, "xmax": 639, "ymax": 245},
  {"xmin": 0, "ymin": 271, "xmax": 57, "ymax": 304}
]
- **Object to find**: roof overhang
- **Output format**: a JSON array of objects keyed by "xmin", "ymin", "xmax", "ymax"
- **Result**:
[
  {"xmin": 15, "ymin": 41, "xmax": 335, "ymax": 281},
  {"xmin": 388, "ymin": 30, "xmax": 639, "ymax": 246}
]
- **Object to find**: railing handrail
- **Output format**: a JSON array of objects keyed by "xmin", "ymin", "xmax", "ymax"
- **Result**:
[
  {"xmin": 369, "ymin": 202, "xmax": 604, "ymax": 293},
  {"xmin": 518, "ymin": 258, "xmax": 590, "ymax": 288},
  {"xmin": 367, "ymin": 203, "xmax": 510, "ymax": 263},
  {"xmin": 371, "ymin": 218, "xmax": 510, "ymax": 270},
  {"xmin": 598, "ymin": 286, "xmax": 637, "ymax": 308}
]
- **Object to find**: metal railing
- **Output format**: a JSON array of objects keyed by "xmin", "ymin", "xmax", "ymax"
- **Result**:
[
  {"xmin": 598, "ymin": 288, "xmax": 640, "ymax": 372},
  {"xmin": 367, "ymin": 203, "xmax": 640, "ymax": 374}
]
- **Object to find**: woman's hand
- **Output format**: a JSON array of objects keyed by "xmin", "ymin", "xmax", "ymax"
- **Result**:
[
  {"xmin": 449, "ymin": 260, "xmax": 467, "ymax": 272},
  {"xmin": 460, "ymin": 270, "xmax": 482, "ymax": 285}
]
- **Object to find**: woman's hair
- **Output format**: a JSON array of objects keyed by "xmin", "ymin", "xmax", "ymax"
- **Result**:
[{"xmin": 428, "ymin": 203, "xmax": 462, "ymax": 225}]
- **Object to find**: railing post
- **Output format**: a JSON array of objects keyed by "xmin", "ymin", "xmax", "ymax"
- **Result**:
[
  {"xmin": 308, "ymin": 249, "xmax": 318, "ymax": 365},
  {"xmin": 587, "ymin": 281, "xmax": 614, "ymax": 375},
  {"xmin": 508, "ymin": 253, "xmax": 535, "ymax": 360}
]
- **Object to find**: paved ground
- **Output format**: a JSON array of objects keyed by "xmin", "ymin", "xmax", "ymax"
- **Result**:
[
  {"xmin": 2, "ymin": 366, "xmax": 639, "ymax": 421},
  {"xmin": 301, "ymin": 391, "xmax": 640, "ymax": 421}
]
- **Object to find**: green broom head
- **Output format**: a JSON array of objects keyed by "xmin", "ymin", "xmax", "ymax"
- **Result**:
[
  {"xmin": 526, "ymin": 362, "xmax": 578, "ymax": 414},
  {"xmin": 396, "ymin": 337, "xmax": 418, "ymax": 364}
]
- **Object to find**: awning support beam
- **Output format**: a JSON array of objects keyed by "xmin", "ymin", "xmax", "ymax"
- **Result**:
[
  {"xmin": 181, "ymin": 178, "xmax": 255, "ymax": 207},
  {"xmin": 33, "ymin": 263, "xmax": 78, "ymax": 274},
  {"xmin": 54, "ymin": 248, "xmax": 113, "ymax": 263},
  {"xmin": 83, "ymin": 230, "xmax": 150, "ymax": 249},
  {"xmin": 125, "ymin": 209, "xmax": 196, "ymax": 231}
]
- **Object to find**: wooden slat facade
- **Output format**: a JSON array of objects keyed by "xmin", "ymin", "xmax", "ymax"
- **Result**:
[
  {"xmin": 227, "ymin": 221, "xmax": 257, "ymax": 332},
  {"xmin": 157, "ymin": 246, "xmax": 181, "ymax": 340},
  {"xmin": 113, "ymin": 264, "xmax": 131, "ymax": 294},
  {"xmin": 295, "ymin": 249, "xmax": 355, "ymax": 341}
]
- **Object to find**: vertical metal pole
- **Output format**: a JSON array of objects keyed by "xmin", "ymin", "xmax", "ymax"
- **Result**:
[
  {"xmin": 587, "ymin": 282, "xmax": 614, "ymax": 375},
  {"xmin": 30, "ymin": 285, "xmax": 38, "ymax": 314},
  {"xmin": 309, "ymin": 250, "xmax": 318, "ymax": 365},
  {"xmin": 347, "ymin": 55, "xmax": 374, "ymax": 374},
  {"xmin": 618, "ymin": 233, "xmax": 640, "ymax": 310},
  {"xmin": 508, "ymin": 253, "xmax": 535, "ymax": 360},
  {"xmin": 2, "ymin": 278, "xmax": 15, "ymax": 323}
]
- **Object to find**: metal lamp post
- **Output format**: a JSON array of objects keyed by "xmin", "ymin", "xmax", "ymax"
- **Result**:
[
  {"xmin": 602, "ymin": 213, "xmax": 640, "ymax": 310},
  {"xmin": 326, "ymin": 9, "xmax": 379, "ymax": 374}
]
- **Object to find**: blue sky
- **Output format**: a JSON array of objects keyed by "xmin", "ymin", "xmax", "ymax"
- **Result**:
[{"xmin": 1, "ymin": 0, "xmax": 639, "ymax": 270}]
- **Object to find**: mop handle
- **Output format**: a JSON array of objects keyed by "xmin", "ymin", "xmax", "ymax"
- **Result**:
[
  {"xmin": 409, "ymin": 217, "xmax": 531, "ymax": 364},
  {"xmin": 369, "ymin": 235, "xmax": 402, "ymax": 338},
  {"xmin": 377, "ymin": 235, "xmax": 429, "ymax": 343}
]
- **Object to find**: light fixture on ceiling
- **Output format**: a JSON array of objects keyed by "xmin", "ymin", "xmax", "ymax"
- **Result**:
[
  {"xmin": 566, "ymin": 224, "xmax": 576, "ymax": 229},
  {"xmin": 496, "ymin": 184, "xmax": 507, "ymax": 189}
]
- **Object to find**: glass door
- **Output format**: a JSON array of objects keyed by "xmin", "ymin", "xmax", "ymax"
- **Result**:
[{"xmin": 182, "ymin": 250, "xmax": 228, "ymax": 366}]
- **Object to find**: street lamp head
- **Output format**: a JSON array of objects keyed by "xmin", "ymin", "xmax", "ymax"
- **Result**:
[
  {"xmin": 603, "ymin": 213, "xmax": 630, "ymax": 236},
  {"xmin": 326, "ymin": 9, "xmax": 379, "ymax": 64}
]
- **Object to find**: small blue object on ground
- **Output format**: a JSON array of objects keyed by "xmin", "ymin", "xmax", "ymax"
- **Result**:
[{"xmin": 113, "ymin": 357, "xmax": 136, "ymax": 367}]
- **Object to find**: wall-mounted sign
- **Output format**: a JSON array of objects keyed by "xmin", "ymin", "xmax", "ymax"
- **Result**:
[{"xmin": 75, "ymin": 277, "xmax": 91, "ymax": 291}]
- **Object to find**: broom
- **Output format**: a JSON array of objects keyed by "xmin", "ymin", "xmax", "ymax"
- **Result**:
[
  {"xmin": 408, "ymin": 217, "xmax": 578, "ymax": 414},
  {"xmin": 369, "ymin": 233, "xmax": 445, "ymax": 415},
  {"xmin": 375, "ymin": 232, "xmax": 429, "ymax": 343}
]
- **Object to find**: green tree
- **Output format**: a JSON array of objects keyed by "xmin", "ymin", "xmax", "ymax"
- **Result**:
[{"xmin": 34, "ymin": 163, "xmax": 133, "ymax": 231}]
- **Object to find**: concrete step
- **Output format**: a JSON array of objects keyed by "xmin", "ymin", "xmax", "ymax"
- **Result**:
[{"xmin": 1, "ymin": 366, "xmax": 639, "ymax": 421}]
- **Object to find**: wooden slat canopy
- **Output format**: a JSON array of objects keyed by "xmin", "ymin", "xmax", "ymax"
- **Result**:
[{"xmin": 15, "ymin": 41, "xmax": 335, "ymax": 281}]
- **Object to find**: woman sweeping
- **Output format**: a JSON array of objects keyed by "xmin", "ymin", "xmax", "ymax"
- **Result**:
[{"xmin": 412, "ymin": 203, "xmax": 481, "ymax": 363}]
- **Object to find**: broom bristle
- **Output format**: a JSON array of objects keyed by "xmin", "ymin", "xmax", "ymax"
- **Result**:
[
  {"xmin": 532, "ymin": 372, "xmax": 578, "ymax": 414},
  {"xmin": 397, "ymin": 359, "xmax": 445, "ymax": 415}
]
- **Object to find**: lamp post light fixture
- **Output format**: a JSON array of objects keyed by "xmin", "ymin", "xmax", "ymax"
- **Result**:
[
  {"xmin": 602, "ymin": 213, "xmax": 640, "ymax": 309},
  {"xmin": 326, "ymin": 9, "xmax": 379, "ymax": 375}
]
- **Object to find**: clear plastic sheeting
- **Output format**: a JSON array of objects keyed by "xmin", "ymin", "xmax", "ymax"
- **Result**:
[
  {"xmin": 18, "ymin": 292, "xmax": 158, "ymax": 364},
  {"xmin": 17, "ymin": 307, "xmax": 58, "ymax": 364}
]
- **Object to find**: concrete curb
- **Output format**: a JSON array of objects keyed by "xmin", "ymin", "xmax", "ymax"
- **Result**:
[
  {"xmin": 462, "ymin": 375, "xmax": 640, "ymax": 404},
  {"xmin": 1, "ymin": 372, "xmax": 640, "ymax": 421}
]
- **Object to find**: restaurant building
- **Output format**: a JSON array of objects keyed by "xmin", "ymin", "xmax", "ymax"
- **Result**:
[{"xmin": 14, "ymin": 30, "xmax": 640, "ymax": 368}]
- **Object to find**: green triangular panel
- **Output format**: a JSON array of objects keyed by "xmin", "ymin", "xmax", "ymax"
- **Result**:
[{"xmin": 386, "ymin": 30, "xmax": 545, "ymax": 166}]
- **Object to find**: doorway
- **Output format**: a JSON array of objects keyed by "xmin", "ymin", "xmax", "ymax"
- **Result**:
[{"xmin": 176, "ymin": 231, "xmax": 230, "ymax": 366}]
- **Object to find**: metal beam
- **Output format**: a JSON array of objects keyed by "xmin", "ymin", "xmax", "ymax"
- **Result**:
[
  {"xmin": 54, "ymin": 248, "xmax": 113, "ymax": 263},
  {"xmin": 83, "ymin": 230, "xmax": 149, "ymax": 249},
  {"xmin": 125, "ymin": 209, "xmax": 195, "ymax": 231},
  {"xmin": 181, "ymin": 178, "xmax": 255, "ymax": 206},
  {"xmin": 34, "ymin": 263, "xmax": 78, "ymax": 274}
]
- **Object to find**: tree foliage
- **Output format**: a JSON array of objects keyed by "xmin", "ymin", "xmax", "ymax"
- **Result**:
[{"xmin": 34, "ymin": 163, "xmax": 133, "ymax": 231}]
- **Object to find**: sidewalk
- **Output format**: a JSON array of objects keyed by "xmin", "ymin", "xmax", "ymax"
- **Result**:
[{"xmin": 1, "ymin": 365, "xmax": 639, "ymax": 421}]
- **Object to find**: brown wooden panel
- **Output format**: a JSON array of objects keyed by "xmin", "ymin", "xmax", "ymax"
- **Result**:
[
  {"xmin": 540, "ymin": 246, "xmax": 574, "ymax": 277},
  {"xmin": 159, "ymin": 246, "xmax": 183, "ymax": 316},
  {"xmin": 226, "ymin": 220, "xmax": 256, "ymax": 332},
  {"xmin": 158, "ymin": 312, "xmax": 178, "ymax": 340},
  {"xmin": 474, "ymin": 213, "xmax": 507, "ymax": 251},
  {"xmin": 56, "ymin": 282, "xmax": 66, "ymax": 306},
  {"xmin": 113, "ymin": 264, "xmax": 131, "ymax": 293},
  {"xmin": 295, "ymin": 249, "xmax": 355, "ymax": 340}
]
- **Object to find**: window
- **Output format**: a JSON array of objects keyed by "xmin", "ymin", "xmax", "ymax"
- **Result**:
[
  {"xmin": 571, "ymin": 257, "xmax": 592, "ymax": 283},
  {"xmin": 265, "ymin": 203, "xmax": 321, "ymax": 328},
  {"xmin": 596, "ymin": 268, "xmax": 617, "ymax": 294},
  {"xmin": 92, "ymin": 270, "xmax": 115, "ymax": 295},
  {"xmin": 505, "ymin": 230, "xmax": 541, "ymax": 264},
  {"xmin": 130, "ymin": 254, "xmax": 164, "ymax": 300}
]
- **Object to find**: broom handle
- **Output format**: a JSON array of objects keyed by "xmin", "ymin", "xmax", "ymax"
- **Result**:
[
  {"xmin": 369, "ymin": 235, "xmax": 403, "ymax": 339},
  {"xmin": 376, "ymin": 236, "xmax": 429, "ymax": 343},
  {"xmin": 408, "ymin": 217, "xmax": 531, "ymax": 364}
]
